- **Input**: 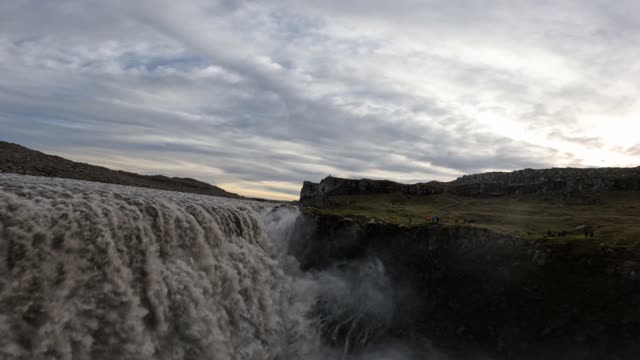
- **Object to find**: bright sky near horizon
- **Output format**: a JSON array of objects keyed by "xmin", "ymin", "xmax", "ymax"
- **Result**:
[{"xmin": 1, "ymin": 1, "xmax": 639, "ymax": 200}]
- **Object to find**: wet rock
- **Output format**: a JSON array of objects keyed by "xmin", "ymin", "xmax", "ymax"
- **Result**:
[{"xmin": 294, "ymin": 212, "xmax": 640, "ymax": 359}]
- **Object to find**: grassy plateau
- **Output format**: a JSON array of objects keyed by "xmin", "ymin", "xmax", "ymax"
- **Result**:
[{"xmin": 307, "ymin": 191, "xmax": 640, "ymax": 246}]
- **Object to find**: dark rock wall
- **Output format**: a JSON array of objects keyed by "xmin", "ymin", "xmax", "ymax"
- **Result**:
[{"xmin": 293, "ymin": 213, "xmax": 640, "ymax": 359}]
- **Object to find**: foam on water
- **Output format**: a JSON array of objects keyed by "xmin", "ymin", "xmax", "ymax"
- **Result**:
[
  {"xmin": 0, "ymin": 174, "xmax": 450, "ymax": 360},
  {"xmin": 0, "ymin": 174, "xmax": 320, "ymax": 360}
]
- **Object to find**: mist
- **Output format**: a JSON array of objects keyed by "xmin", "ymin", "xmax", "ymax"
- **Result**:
[{"xmin": 261, "ymin": 206, "xmax": 453, "ymax": 360}]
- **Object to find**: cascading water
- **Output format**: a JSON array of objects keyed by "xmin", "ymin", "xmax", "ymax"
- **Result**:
[
  {"xmin": 0, "ymin": 173, "xmax": 314, "ymax": 359},
  {"xmin": 0, "ymin": 174, "xmax": 443, "ymax": 360}
]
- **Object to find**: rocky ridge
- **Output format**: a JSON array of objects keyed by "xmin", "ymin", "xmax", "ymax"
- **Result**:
[
  {"xmin": 0, "ymin": 141, "xmax": 240, "ymax": 198},
  {"xmin": 300, "ymin": 167, "xmax": 640, "ymax": 205}
]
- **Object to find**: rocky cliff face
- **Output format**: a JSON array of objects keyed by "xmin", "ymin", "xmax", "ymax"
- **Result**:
[
  {"xmin": 300, "ymin": 176, "xmax": 444, "ymax": 206},
  {"xmin": 292, "ymin": 213, "xmax": 640, "ymax": 359},
  {"xmin": 300, "ymin": 167, "xmax": 640, "ymax": 204},
  {"xmin": 450, "ymin": 167, "xmax": 640, "ymax": 196}
]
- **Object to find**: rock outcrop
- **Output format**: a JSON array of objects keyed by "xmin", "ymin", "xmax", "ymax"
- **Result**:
[
  {"xmin": 300, "ymin": 176, "xmax": 444, "ymax": 206},
  {"xmin": 300, "ymin": 167, "xmax": 640, "ymax": 205},
  {"xmin": 450, "ymin": 167, "xmax": 640, "ymax": 196}
]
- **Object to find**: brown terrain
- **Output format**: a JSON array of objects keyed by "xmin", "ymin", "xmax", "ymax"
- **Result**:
[{"xmin": 0, "ymin": 140, "xmax": 240, "ymax": 198}]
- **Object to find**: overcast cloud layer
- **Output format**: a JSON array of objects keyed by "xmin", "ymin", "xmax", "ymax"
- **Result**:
[{"xmin": 1, "ymin": 0, "xmax": 639, "ymax": 200}]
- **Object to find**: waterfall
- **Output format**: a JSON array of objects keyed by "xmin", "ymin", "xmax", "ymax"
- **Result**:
[
  {"xmin": 0, "ymin": 174, "xmax": 444, "ymax": 360},
  {"xmin": 0, "ymin": 174, "xmax": 320, "ymax": 360}
]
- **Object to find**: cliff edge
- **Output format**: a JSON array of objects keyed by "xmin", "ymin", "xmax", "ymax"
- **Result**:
[
  {"xmin": 292, "ymin": 212, "xmax": 640, "ymax": 359},
  {"xmin": 300, "ymin": 167, "xmax": 640, "ymax": 205}
]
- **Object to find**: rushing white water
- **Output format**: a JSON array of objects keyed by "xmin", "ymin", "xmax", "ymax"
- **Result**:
[
  {"xmin": 0, "ymin": 174, "xmax": 323, "ymax": 360},
  {"xmin": 0, "ymin": 174, "xmax": 447, "ymax": 360}
]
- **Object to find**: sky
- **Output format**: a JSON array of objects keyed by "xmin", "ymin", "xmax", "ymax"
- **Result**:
[{"xmin": 1, "ymin": 1, "xmax": 639, "ymax": 200}]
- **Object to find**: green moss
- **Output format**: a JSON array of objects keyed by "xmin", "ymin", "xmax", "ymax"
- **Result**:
[{"xmin": 304, "ymin": 191, "xmax": 640, "ymax": 246}]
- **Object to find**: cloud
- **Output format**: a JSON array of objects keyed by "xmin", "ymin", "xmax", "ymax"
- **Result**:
[
  {"xmin": 1, "ymin": 0, "xmax": 640, "ymax": 199},
  {"xmin": 548, "ymin": 130, "xmax": 604, "ymax": 148},
  {"xmin": 627, "ymin": 145, "xmax": 640, "ymax": 157}
]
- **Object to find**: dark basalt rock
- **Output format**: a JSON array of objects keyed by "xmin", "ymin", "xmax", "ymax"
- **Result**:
[{"xmin": 294, "ymin": 213, "xmax": 640, "ymax": 359}]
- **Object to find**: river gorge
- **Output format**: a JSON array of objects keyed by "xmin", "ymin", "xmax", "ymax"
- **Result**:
[{"xmin": 1, "ymin": 174, "xmax": 638, "ymax": 359}]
